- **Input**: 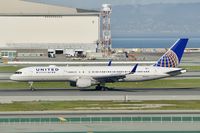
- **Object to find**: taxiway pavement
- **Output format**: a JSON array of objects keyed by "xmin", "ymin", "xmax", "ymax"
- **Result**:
[
  {"xmin": 0, "ymin": 88, "xmax": 200, "ymax": 103},
  {"xmin": 0, "ymin": 87, "xmax": 200, "ymax": 96}
]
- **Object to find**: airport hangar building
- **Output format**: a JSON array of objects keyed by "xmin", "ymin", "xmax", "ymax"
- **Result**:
[{"xmin": 0, "ymin": 0, "xmax": 100, "ymax": 59}]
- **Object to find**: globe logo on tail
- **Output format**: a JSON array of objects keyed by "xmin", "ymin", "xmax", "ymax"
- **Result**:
[{"xmin": 154, "ymin": 50, "xmax": 179, "ymax": 68}]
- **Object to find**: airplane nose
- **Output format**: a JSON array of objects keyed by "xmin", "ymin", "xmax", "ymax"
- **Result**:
[{"xmin": 10, "ymin": 74, "xmax": 16, "ymax": 81}]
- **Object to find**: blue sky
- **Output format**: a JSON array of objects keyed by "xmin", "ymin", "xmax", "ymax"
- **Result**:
[{"xmin": 31, "ymin": 0, "xmax": 200, "ymax": 9}]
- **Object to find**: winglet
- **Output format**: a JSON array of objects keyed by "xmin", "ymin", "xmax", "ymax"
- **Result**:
[
  {"xmin": 130, "ymin": 64, "xmax": 138, "ymax": 74},
  {"xmin": 108, "ymin": 60, "xmax": 112, "ymax": 66}
]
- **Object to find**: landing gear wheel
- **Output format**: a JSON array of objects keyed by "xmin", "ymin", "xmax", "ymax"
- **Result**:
[
  {"xmin": 30, "ymin": 87, "xmax": 36, "ymax": 91},
  {"xmin": 95, "ymin": 84, "xmax": 109, "ymax": 91},
  {"xmin": 102, "ymin": 86, "xmax": 108, "ymax": 91},
  {"xmin": 95, "ymin": 84, "xmax": 102, "ymax": 91}
]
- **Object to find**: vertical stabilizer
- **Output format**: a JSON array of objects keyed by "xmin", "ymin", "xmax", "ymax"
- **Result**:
[{"xmin": 153, "ymin": 38, "xmax": 188, "ymax": 68}]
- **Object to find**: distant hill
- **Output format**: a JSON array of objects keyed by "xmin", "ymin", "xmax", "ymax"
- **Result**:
[
  {"xmin": 111, "ymin": 3, "xmax": 200, "ymax": 37},
  {"xmin": 28, "ymin": 0, "xmax": 200, "ymax": 37}
]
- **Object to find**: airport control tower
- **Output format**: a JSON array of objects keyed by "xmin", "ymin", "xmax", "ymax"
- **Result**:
[{"xmin": 101, "ymin": 4, "xmax": 112, "ymax": 57}]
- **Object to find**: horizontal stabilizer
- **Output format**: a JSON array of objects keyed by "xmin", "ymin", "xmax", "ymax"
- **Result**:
[{"xmin": 166, "ymin": 69, "xmax": 187, "ymax": 76}]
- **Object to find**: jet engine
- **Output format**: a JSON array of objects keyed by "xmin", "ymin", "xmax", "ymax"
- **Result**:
[{"xmin": 76, "ymin": 78, "xmax": 92, "ymax": 88}]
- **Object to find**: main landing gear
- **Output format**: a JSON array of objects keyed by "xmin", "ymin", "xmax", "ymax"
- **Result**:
[
  {"xmin": 28, "ymin": 81, "xmax": 35, "ymax": 91},
  {"xmin": 95, "ymin": 84, "xmax": 109, "ymax": 91}
]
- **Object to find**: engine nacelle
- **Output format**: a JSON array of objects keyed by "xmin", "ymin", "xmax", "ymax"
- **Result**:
[{"xmin": 76, "ymin": 78, "xmax": 92, "ymax": 88}]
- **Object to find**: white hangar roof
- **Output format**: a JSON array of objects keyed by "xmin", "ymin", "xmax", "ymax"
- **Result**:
[{"xmin": 0, "ymin": 0, "xmax": 99, "ymax": 15}]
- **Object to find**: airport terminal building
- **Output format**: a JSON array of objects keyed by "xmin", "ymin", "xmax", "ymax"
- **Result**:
[{"xmin": 0, "ymin": 0, "xmax": 100, "ymax": 59}]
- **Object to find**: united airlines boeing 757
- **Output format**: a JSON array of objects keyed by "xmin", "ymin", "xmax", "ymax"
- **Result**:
[{"xmin": 10, "ymin": 38, "xmax": 188, "ymax": 91}]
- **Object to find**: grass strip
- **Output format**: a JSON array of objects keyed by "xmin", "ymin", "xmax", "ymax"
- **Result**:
[
  {"xmin": 1, "ymin": 100, "xmax": 200, "ymax": 111},
  {"xmin": 181, "ymin": 66, "xmax": 200, "ymax": 71},
  {"xmin": 0, "ymin": 66, "xmax": 24, "ymax": 72},
  {"xmin": 106, "ymin": 79, "xmax": 200, "ymax": 89},
  {"xmin": 0, "ymin": 82, "xmax": 72, "ymax": 89}
]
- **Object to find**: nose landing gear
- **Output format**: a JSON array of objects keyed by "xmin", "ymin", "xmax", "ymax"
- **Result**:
[{"xmin": 28, "ymin": 81, "xmax": 35, "ymax": 91}]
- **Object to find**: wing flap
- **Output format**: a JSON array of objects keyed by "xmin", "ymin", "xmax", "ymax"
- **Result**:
[{"xmin": 93, "ymin": 74, "xmax": 126, "ymax": 82}]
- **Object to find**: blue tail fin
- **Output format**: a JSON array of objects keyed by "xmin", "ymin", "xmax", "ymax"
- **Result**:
[{"xmin": 153, "ymin": 38, "xmax": 188, "ymax": 68}]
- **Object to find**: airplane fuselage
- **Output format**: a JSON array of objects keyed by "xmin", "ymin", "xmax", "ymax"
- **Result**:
[
  {"xmin": 10, "ymin": 65, "xmax": 185, "ymax": 83},
  {"xmin": 9, "ymin": 38, "xmax": 189, "ymax": 89}
]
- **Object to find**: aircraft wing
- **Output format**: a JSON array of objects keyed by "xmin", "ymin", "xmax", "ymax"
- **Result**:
[
  {"xmin": 93, "ymin": 64, "xmax": 138, "ymax": 82},
  {"xmin": 93, "ymin": 74, "xmax": 126, "ymax": 82}
]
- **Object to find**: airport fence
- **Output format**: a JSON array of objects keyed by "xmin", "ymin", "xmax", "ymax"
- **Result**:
[{"xmin": 0, "ymin": 116, "xmax": 200, "ymax": 124}]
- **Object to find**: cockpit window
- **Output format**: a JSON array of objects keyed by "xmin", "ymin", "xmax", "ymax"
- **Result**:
[{"xmin": 15, "ymin": 71, "xmax": 22, "ymax": 74}]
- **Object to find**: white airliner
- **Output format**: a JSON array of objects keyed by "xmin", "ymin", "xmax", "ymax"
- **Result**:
[{"xmin": 10, "ymin": 38, "xmax": 188, "ymax": 91}]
